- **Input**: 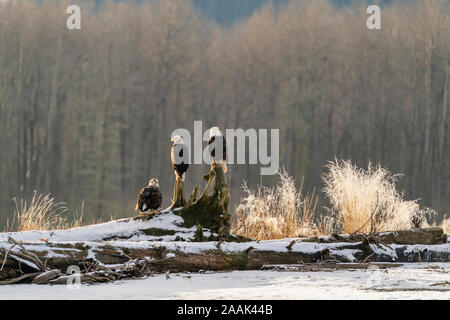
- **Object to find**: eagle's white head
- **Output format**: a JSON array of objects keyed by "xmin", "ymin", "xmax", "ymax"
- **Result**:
[
  {"xmin": 171, "ymin": 135, "xmax": 183, "ymax": 145},
  {"xmin": 148, "ymin": 178, "xmax": 159, "ymax": 188},
  {"xmin": 209, "ymin": 126, "xmax": 223, "ymax": 138}
]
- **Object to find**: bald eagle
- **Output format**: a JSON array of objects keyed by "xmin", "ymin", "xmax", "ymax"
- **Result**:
[
  {"xmin": 207, "ymin": 127, "xmax": 227, "ymax": 173},
  {"xmin": 171, "ymin": 135, "xmax": 189, "ymax": 181},
  {"xmin": 135, "ymin": 178, "xmax": 162, "ymax": 215}
]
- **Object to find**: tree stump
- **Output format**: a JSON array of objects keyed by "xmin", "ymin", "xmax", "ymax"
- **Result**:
[
  {"xmin": 175, "ymin": 164, "xmax": 230, "ymax": 240},
  {"xmin": 171, "ymin": 175, "xmax": 186, "ymax": 208}
]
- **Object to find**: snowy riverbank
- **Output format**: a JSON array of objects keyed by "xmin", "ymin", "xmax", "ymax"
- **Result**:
[{"xmin": 1, "ymin": 263, "xmax": 448, "ymax": 300}]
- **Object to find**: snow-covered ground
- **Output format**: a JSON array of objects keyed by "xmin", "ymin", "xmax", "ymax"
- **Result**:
[{"xmin": 1, "ymin": 263, "xmax": 448, "ymax": 300}]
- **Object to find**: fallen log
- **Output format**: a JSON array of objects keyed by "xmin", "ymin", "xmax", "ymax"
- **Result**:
[
  {"xmin": 31, "ymin": 269, "xmax": 62, "ymax": 284},
  {"xmin": 260, "ymin": 262, "xmax": 404, "ymax": 272},
  {"xmin": 301, "ymin": 228, "xmax": 447, "ymax": 245},
  {"xmin": 0, "ymin": 235, "xmax": 448, "ymax": 285},
  {"xmin": 369, "ymin": 228, "xmax": 447, "ymax": 245},
  {"xmin": 0, "ymin": 272, "xmax": 42, "ymax": 285}
]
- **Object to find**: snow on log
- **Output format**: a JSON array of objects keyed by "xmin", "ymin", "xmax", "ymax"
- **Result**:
[
  {"xmin": 0, "ymin": 210, "xmax": 210, "ymax": 243},
  {"xmin": 302, "ymin": 228, "xmax": 447, "ymax": 245}
]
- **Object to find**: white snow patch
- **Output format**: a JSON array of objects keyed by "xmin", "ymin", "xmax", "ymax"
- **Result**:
[
  {"xmin": 398, "ymin": 243, "xmax": 450, "ymax": 254},
  {"xmin": 329, "ymin": 249, "xmax": 358, "ymax": 262},
  {"xmin": 0, "ymin": 263, "xmax": 448, "ymax": 300},
  {"xmin": 44, "ymin": 251, "xmax": 69, "ymax": 259},
  {"xmin": 370, "ymin": 244, "xmax": 398, "ymax": 259}
]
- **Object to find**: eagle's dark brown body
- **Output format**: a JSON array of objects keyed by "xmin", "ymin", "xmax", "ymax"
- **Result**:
[
  {"xmin": 135, "ymin": 182, "xmax": 162, "ymax": 214},
  {"xmin": 207, "ymin": 128, "xmax": 227, "ymax": 172},
  {"xmin": 171, "ymin": 139, "xmax": 189, "ymax": 180},
  {"xmin": 207, "ymin": 135, "xmax": 227, "ymax": 162}
]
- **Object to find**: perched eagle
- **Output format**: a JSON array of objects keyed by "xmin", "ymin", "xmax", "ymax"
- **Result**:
[
  {"xmin": 171, "ymin": 135, "xmax": 189, "ymax": 181},
  {"xmin": 207, "ymin": 127, "xmax": 227, "ymax": 173},
  {"xmin": 135, "ymin": 178, "xmax": 162, "ymax": 215}
]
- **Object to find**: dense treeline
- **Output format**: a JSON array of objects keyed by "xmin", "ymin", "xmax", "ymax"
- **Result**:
[{"xmin": 0, "ymin": 0, "xmax": 448, "ymax": 226}]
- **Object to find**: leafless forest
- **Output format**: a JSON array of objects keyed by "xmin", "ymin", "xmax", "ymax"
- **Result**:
[{"xmin": 0, "ymin": 0, "xmax": 448, "ymax": 226}]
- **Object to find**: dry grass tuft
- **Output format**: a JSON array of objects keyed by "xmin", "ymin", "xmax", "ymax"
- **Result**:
[
  {"xmin": 231, "ymin": 169, "xmax": 319, "ymax": 240},
  {"xmin": 322, "ymin": 159, "xmax": 427, "ymax": 234},
  {"xmin": 423, "ymin": 215, "xmax": 450, "ymax": 235},
  {"xmin": 12, "ymin": 192, "xmax": 79, "ymax": 231},
  {"xmin": 441, "ymin": 216, "xmax": 450, "ymax": 235},
  {"xmin": 5, "ymin": 193, "xmax": 130, "ymax": 232},
  {"xmin": 316, "ymin": 213, "xmax": 339, "ymax": 236}
]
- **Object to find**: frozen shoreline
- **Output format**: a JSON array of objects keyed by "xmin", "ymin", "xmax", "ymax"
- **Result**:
[{"xmin": 1, "ymin": 263, "xmax": 448, "ymax": 300}]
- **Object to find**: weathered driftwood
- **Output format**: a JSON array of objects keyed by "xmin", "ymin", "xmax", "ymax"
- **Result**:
[
  {"xmin": 0, "ymin": 272, "xmax": 42, "ymax": 285},
  {"xmin": 369, "ymin": 228, "xmax": 447, "ymax": 245},
  {"xmin": 0, "ymin": 231, "xmax": 448, "ymax": 285},
  {"xmin": 31, "ymin": 269, "xmax": 62, "ymax": 284},
  {"xmin": 301, "ymin": 228, "xmax": 447, "ymax": 245},
  {"xmin": 261, "ymin": 262, "xmax": 404, "ymax": 272}
]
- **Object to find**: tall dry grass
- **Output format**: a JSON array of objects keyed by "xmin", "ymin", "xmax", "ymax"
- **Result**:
[
  {"xmin": 10, "ymin": 192, "xmax": 83, "ymax": 231},
  {"xmin": 231, "ymin": 170, "xmax": 319, "ymax": 240},
  {"xmin": 322, "ymin": 160, "xmax": 428, "ymax": 234},
  {"xmin": 441, "ymin": 217, "xmax": 450, "ymax": 235}
]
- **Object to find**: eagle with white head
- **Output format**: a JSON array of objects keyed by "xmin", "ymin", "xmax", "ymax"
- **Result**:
[
  {"xmin": 171, "ymin": 135, "xmax": 190, "ymax": 181},
  {"xmin": 207, "ymin": 126, "xmax": 227, "ymax": 173},
  {"xmin": 135, "ymin": 178, "xmax": 162, "ymax": 215}
]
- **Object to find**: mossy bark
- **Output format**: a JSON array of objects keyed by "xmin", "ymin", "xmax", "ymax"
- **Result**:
[{"xmin": 175, "ymin": 164, "xmax": 230, "ymax": 240}]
